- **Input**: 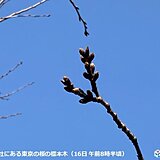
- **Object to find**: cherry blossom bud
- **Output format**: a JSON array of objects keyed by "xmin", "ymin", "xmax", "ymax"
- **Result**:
[
  {"xmin": 61, "ymin": 76, "xmax": 71, "ymax": 85},
  {"xmin": 79, "ymin": 48, "xmax": 85, "ymax": 57},
  {"xmin": 93, "ymin": 71, "xmax": 99, "ymax": 81},
  {"xmin": 72, "ymin": 88, "xmax": 80, "ymax": 94},
  {"xmin": 64, "ymin": 86, "xmax": 72, "ymax": 92},
  {"xmin": 83, "ymin": 72, "xmax": 90, "ymax": 80},
  {"xmin": 85, "ymin": 46, "xmax": 89, "ymax": 57},
  {"xmin": 79, "ymin": 98, "xmax": 88, "ymax": 104},
  {"xmin": 81, "ymin": 56, "xmax": 86, "ymax": 63},
  {"xmin": 90, "ymin": 63, "xmax": 95, "ymax": 74},
  {"xmin": 85, "ymin": 62, "xmax": 90, "ymax": 71},
  {"xmin": 88, "ymin": 53, "xmax": 95, "ymax": 63}
]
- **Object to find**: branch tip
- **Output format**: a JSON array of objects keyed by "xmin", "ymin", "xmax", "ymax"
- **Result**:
[{"xmin": 69, "ymin": 0, "xmax": 89, "ymax": 36}]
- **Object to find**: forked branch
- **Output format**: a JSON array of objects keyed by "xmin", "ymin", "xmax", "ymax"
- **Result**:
[
  {"xmin": 0, "ymin": 61, "xmax": 34, "ymax": 100},
  {"xmin": 0, "ymin": 62, "xmax": 34, "ymax": 119},
  {"xmin": 0, "ymin": 0, "xmax": 50, "ymax": 23},
  {"xmin": 0, "ymin": 0, "xmax": 89, "ymax": 36},
  {"xmin": 61, "ymin": 47, "xmax": 144, "ymax": 160}
]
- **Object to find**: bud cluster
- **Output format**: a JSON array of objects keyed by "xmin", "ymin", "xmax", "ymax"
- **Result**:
[
  {"xmin": 61, "ymin": 47, "xmax": 100, "ymax": 104},
  {"xmin": 79, "ymin": 47, "xmax": 99, "ymax": 82},
  {"xmin": 61, "ymin": 76, "xmax": 74, "ymax": 92},
  {"xmin": 61, "ymin": 76, "xmax": 94, "ymax": 104}
]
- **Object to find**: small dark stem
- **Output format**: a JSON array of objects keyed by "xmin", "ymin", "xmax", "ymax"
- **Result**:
[{"xmin": 69, "ymin": 0, "xmax": 89, "ymax": 36}]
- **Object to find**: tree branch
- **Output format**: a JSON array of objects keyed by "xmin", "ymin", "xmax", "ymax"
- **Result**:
[
  {"xmin": 0, "ymin": 112, "xmax": 22, "ymax": 119},
  {"xmin": 0, "ymin": 0, "xmax": 50, "ymax": 22},
  {"xmin": 0, "ymin": 61, "xmax": 34, "ymax": 100},
  {"xmin": 16, "ymin": 14, "xmax": 50, "ymax": 18},
  {"xmin": 0, "ymin": 82, "xmax": 34, "ymax": 100},
  {"xmin": 61, "ymin": 47, "xmax": 144, "ymax": 160},
  {"xmin": 0, "ymin": 1, "xmax": 47, "ymax": 119},
  {"xmin": 0, "ymin": 62, "xmax": 34, "ymax": 118},
  {"xmin": 0, "ymin": 61, "xmax": 23, "ymax": 80},
  {"xmin": 69, "ymin": 0, "xmax": 89, "ymax": 36}
]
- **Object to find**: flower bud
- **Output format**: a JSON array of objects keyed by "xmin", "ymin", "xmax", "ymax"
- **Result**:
[
  {"xmin": 61, "ymin": 76, "xmax": 71, "ymax": 85},
  {"xmin": 79, "ymin": 98, "xmax": 88, "ymax": 104},
  {"xmin": 85, "ymin": 62, "xmax": 90, "ymax": 71},
  {"xmin": 85, "ymin": 46, "xmax": 89, "ymax": 57},
  {"xmin": 72, "ymin": 88, "xmax": 80, "ymax": 94},
  {"xmin": 63, "ymin": 76, "xmax": 70, "ymax": 82},
  {"xmin": 96, "ymin": 96, "xmax": 102, "ymax": 102},
  {"xmin": 90, "ymin": 63, "xmax": 95, "ymax": 74},
  {"xmin": 80, "ymin": 56, "xmax": 86, "ymax": 63},
  {"xmin": 93, "ymin": 71, "xmax": 99, "ymax": 81},
  {"xmin": 64, "ymin": 86, "xmax": 72, "ymax": 92},
  {"xmin": 83, "ymin": 72, "xmax": 90, "ymax": 80},
  {"xmin": 79, "ymin": 48, "xmax": 85, "ymax": 57},
  {"xmin": 88, "ymin": 53, "xmax": 95, "ymax": 63}
]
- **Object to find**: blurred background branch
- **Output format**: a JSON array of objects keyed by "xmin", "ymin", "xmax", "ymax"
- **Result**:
[
  {"xmin": 0, "ymin": 62, "xmax": 34, "ymax": 119},
  {"xmin": 0, "ymin": 0, "xmax": 50, "ymax": 22},
  {"xmin": 0, "ymin": 0, "xmax": 50, "ymax": 119}
]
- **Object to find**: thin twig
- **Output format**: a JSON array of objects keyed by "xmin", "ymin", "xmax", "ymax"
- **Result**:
[
  {"xmin": 0, "ymin": 82, "xmax": 35, "ymax": 100},
  {"xmin": 0, "ymin": 112, "xmax": 22, "ymax": 119},
  {"xmin": 69, "ymin": 0, "xmax": 89, "ymax": 36},
  {"xmin": 61, "ymin": 47, "xmax": 144, "ymax": 160},
  {"xmin": 17, "ymin": 14, "xmax": 50, "ymax": 18},
  {"xmin": 0, "ymin": 0, "xmax": 50, "ymax": 22},
  {"xmin": 0, "ymin": 61, "xmax": 23, "ymax": 80}
]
